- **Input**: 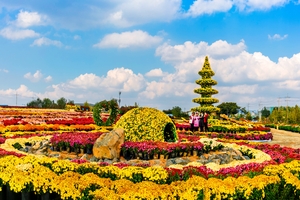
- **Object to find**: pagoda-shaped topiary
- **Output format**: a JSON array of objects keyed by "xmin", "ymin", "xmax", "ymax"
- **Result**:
[
  {"xmin": 114, "ymin": 107, "xmax": 177, "ymax": 142},
  {"xmin": 192, "ymin": 56, "xmax": 220, "ymax": 113}
]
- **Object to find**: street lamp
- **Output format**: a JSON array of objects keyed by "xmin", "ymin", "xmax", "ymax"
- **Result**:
[{"xmin": 118, "ymin": 91, "xmax": 121, "ymax": 107}]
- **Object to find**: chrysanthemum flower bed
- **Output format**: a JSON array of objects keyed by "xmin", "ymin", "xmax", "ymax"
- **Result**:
[
  {"xmin": 178, "ymin": 130, "xmax": 273, "ymax": 141},
  {"xmin": 1, "ymin": 107, "xmax": 300, "ymax": 199},
  {"xmin": 1, "ymin": 141, "xmax": 300, "ymax": 199}
]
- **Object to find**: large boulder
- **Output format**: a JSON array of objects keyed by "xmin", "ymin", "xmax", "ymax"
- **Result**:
[{"xmin": 93, "ymin": 128, "xmax": 125, "ymax": 160}]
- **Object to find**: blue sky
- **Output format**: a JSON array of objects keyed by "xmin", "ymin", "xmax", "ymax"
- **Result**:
[{"xmin": 0, "ymin": 0, "xmax": 300, "ymax": 112}]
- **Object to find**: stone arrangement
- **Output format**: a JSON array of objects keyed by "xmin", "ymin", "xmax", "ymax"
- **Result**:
[{"xmin": 17, "ymin": 132, "xmax": 249, "ymax": 168}]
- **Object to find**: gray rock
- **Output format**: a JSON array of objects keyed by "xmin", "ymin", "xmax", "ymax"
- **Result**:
[
  {"xmin": 80, "ymin": 154, "xmax": 88, "ymax": 160},
  {"xmin": 89, "ymin": 156, "xmax": 99, "ymax": 162}
]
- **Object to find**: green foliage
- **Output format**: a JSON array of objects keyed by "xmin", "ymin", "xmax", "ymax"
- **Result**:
[
  {"xmin": 27, "ymin": 98, "xmax": 43, "ymax": 108},
  {"xmin": 41, "ymin": 98, "xmax": 53, "ymax": 108},
  {"xmin": 217, "ymin": 102, "xmax": 240, "ymax": 116},
  {"xmin": 163, "ymin": 106, "xmax": 189, "ymax": 118},
  {"xmin": 12, "ymin": 142, "xmax": 23, "ymax": 150},
  {"xmin": 83, "ymin": 101, "xmax": 90, "ymax": 107},
  {"xmin": 27, "ymin": 97, "xmax": 74, "ymax": 109},
  {"xmin": 268, "ymin": 105, "xmax": 300, "ymax": 124},
  {"xmin": 56, "ymin": 97, "xmax": 67, "ymax": 109},
  {"xmin": 171, "ymin": 106, "xmax": 182, "ymax": 117},
  {"xmin": 93, "ymin": 99, "xmax": 119, "ymax": 126},
  {"xmin": 119, "ymin": 105, "xmax": 138, "ymax": 115},
  {"xmin": 192, "ymin": 56, "xmax": 220, "ymax": 114},
  {"xmin": 245, "ymin": 112, "xmax": 252, "ymax": 121},
  {"xmin": 239, "ymin": 148, "xmax": 255, "ymax": 159},
  {"xmin": 261, "ymin": 107, "xmax": 271, "ymax": 118}
]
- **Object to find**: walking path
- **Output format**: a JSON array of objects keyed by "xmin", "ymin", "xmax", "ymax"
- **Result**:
[{"xmin": 268, "ymin": 128, "xmax": 300, "ymax": 149}]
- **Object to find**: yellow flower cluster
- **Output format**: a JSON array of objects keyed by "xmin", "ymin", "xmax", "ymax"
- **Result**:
[
  {"xmin": 1, "ymin": 154, "xmax": 300, "ymax": 199},
  {"xmin": 114, "ymin": 107, "xmax": 177, "ymax": 142}
]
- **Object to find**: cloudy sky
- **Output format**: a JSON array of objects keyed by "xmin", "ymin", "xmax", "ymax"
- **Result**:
[{"xmin": 0, "ymin": 0, "xmax": 300, "ymax": 111}]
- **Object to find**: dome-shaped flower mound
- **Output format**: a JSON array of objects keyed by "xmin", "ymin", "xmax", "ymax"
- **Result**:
[{"xmin": 114, "ymin": 107, "xmax": 177, "ymax": 142}]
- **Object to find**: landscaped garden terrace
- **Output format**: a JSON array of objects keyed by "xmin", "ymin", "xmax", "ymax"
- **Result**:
[{"xmin": 1, "ymin": 107, "xmax": 300, "ymax": 199}]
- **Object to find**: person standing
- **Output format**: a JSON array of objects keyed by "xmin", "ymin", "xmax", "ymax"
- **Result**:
[
  {"xmin": 204, "ymin": 112, "xmax": 209, "ymax": 132},
  {"xmin": 199, "ymin": 112, "xmax": 204, "ymax": 132},
  {"xmin": 189, "ymin": 112, "xmax": 195, "ymax": 132},
  {"xmin": 193, "ymin": 112, "xmax": 200, "ymax": 132}
]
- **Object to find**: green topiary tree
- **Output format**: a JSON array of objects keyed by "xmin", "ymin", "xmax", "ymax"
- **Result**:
[
  {"xmin": 114, "ymin": 107, "xmax": 177, "ymax": 142},
  {"xmin": 93, "ymin": 99, "xmax": 119, "ymax": 126},
  {"xmin": 192, "ymin": 56, "xmax": 220, "ymax": 113}
]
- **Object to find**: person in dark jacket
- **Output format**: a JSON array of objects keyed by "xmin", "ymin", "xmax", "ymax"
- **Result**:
[
  {"xmin": 199, "ymin": 112, "xmax": 204, "ymax": 132},
  {"xmin": 204, "ymin": 112, "xmax": 209, "ymax": 132}
]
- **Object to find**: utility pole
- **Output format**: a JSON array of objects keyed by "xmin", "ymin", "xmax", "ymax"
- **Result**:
[
  {"xmin": 285, "ymin": 95, "xmax": 290, "ymax": 124},
  {"xmin": 258, "ymin": 101, "xmax": 262, "ymax": 122},
  {"xmin": 277, "ymin": 97, "xmax": 281, "ymax": 124}
]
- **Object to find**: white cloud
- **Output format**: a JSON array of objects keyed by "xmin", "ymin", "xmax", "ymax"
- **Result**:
[
  {"xmin": 274, "ymin": 80, "xmax": 300, "ymax": 90},
  {"xmin": 185, "ymin": 0, "xmax": 289, "ymax": 17},
  {"xmin": 93, "ymin": 30, "xmax": 163, "ymax": 49},
  {"xmin": 73, "ymin": 35, "xmax": 81, "ymax": 40},
  {"xmin": 0, "ymin": 84, "xmax": 35, "ymax": 98},
  {"xmin": 268, "ymin": 34, "xmax": 288, "ymax": 40},
  {"xmin": 15, "ymin": 10, "xmax": 48, "ymax": 28},
  {"xmin": 31, "ymin": 37, "xmax": 63, "ymax": 47},
  {"xmin": 44, "ymin": 76, "xmax": 52, "ymax": 82},
  {"xmin": 219, "ymin": 84, "xmax": 258, "ymax": 95},
  {"xmin": 156, "ymin": 40, "xmax": 246, "ymax": 64},
  {"xmin": 236, "ymin": 0, "xmax": 289, "ymax": 11},
  {"xmin": 68, "ymin": 68, "xmax": 146, "ymax": 92},
  {"xmin": 0, "ymin": 69, "xmax": 9, "ymax": 73},
  {"xmin": 0, "ymin": 27, "xmax": 39, "ymax": 40},
  {"xmin": 24, "ymin": 70, "xmax": 43, "ymax": 82},
  {"xmin": 186, "ymin": 0, "xmax": 233, "ymax": 17},
  {"xmin": 139, "ymin": 81, "xmax": 194, "ymax": 99},
  {"xmin": 213, "ymin": 52, "xmax": 300, "ymax": 83},
  {"xmin": 41, "ymin": 84, "xmax": 74, "ymax": 100},
  {"xmin": 104, "ymin": 0, "xmax": 181, "ymax": 27},
  {"xmin": 101, "ymin": 68, "xmax": 146, "ymax": 92},
  {"xmin": 145, "ymin": 68, "xmax": 168, "ymax": 77},
  {"xmin": 69, "ymin": 73, "xmax": 102, "ymax": 89},
  {"xmin": 0, "ymin": 0, "xmax": 290, "ymax": 31}
]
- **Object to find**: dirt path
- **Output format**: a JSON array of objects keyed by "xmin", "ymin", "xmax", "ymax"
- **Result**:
[{"xmin": 268, "ymin": 128, "xmax": 300, "ymax": 149}]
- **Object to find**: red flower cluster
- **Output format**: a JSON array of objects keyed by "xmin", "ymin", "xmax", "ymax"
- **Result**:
[
  {"xmin": 248, "ymin": 126, "xmax": 271, "ymax": 132},
  {"xmin": 0, "ymin": 137, "xmax": 6, "ymax": 144},
  {"xmin": 50, "ymin": 132, "xmax": 104, "ymax": 148},
  {"xmin": 0, "ymin": 148, "xmax": 25, "ymax": 158},
  {"xmin": 45, "ymin": 117, "xmax": 95, "ymax": 125},
  {"xmin": 122, "ymin": 140, "xmax": 204, "ymax": 155}
]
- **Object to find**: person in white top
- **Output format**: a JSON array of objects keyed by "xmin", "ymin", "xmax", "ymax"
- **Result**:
[{"xmin": 189, "ymin": 111, "xmax": 195, "ymax": 132}]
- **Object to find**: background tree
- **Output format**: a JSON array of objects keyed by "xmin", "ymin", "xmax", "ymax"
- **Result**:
[
  {"xmin": 217, "ymin": 102, "xmax": 240, "ymax": 116},
  {"xmin": 27, "ymin": 98, "xmax": 42, "ymax": 108},
  {"xmin": 42, "ymin": 98, "xmax": 53, "ymax": 108},
  {"xmin": 163, "ymin": 106, "xmax": 189, "ymax": 118},
  {"xmin": 261, "ymin": 107, "xmax": 270, "ymax": 118},
  {"xmin": 67, "ymin": 99, "xmax": 75, "ymax": 105},
  {"xmin": 245, "ymin": 112, "xmax": 252, "ymax": 121},
  {"xmin": 83, "ymin": 101, "xmax": 90, "ymax": 107},
  {"xmin": 57, "ymin": 97, "xmax": 67, "ymax": 109},
  {"xmin": 192, "ymin": 56, "xmax": 220, "ymax": 114},
  {"xmin": 268, "ymin": 105, "xmax": 300, "ymax": 124},
  {"xmin": 171, "ymin": 106, "xmax": 182, "ymax": 118}
]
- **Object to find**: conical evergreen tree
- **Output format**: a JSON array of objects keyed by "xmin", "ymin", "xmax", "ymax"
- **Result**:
[{"xmin": 192, "ymin": 56, "xmax": 220, "ymax": 113}]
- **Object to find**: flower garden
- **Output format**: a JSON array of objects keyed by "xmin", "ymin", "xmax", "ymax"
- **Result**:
[{"xmin": 1, "ymin": 107, "xmax": 300, "ymax": 200}]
